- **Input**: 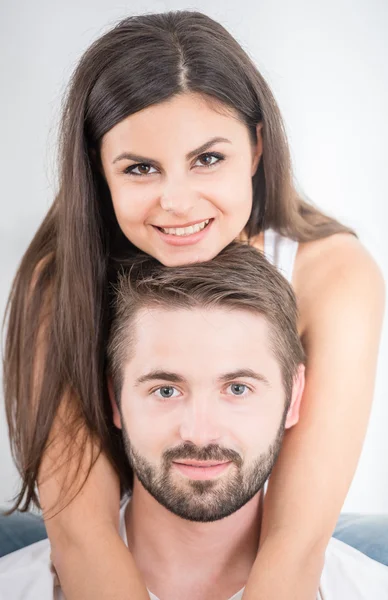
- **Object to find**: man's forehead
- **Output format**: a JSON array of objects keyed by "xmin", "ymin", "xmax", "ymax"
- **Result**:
[
  {"xmin": 131, "ymin": 305, "xmax": 271, "ymax": 347},
  {"xmin": 125, "ymin": 305, "xmax": 280, "ymax": 378},
  {"xmin": 134, "ymin": 304, "xmax": 270, "ymax": 330}
]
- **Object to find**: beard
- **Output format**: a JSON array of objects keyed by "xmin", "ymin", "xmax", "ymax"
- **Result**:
[{"xmin": 120, "ymin": 412, "xmax": 287, "ymax": 523}]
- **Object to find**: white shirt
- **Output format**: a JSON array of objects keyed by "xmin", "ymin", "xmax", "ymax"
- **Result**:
[{"xmin": 1, "ymin": 500, "xmax": 388, "ymax": 599}]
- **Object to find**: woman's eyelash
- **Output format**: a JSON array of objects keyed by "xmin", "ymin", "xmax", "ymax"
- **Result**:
[
  {"xmin": 199, "ymin": 151, "xmax": 225, "ymax": 163},
  {"xmin": 123, "ymin": 163, "xmax": 157, "ymax": 176},
  {"xmin": 122, "ymin": 151, "xmax": 225, "ymax": 176}
]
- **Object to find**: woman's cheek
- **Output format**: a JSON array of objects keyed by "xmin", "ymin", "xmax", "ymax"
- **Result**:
[
  {"xmin": 114, "ymin": 187, "xmax": 156, "ymax": 224},
  {"xmin": 211, "ymin": 174, "xmax": 252, "ymax": 216}
]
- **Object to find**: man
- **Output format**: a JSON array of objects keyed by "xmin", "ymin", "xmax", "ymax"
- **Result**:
[{"xmin": 0, "ymin": 243, "xmax": 387, "ymax": 599}]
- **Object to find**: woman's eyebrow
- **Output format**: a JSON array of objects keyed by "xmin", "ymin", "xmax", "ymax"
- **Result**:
[
  {"xmin": 186, "ymin": 136, "xmax": 231, "ymax": 160},
  {"xmin": 112, "ymin": 136, "xmax": 231, "ymax": 165}
]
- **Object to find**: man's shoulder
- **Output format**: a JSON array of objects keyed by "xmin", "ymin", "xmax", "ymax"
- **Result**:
[
  {"xmin": 320, "ymin": 537, "xmax": 388, "ymax": 599},
  {"xmin": 0, "ymin": 538, "xmax": 58, "ymax": 600}
]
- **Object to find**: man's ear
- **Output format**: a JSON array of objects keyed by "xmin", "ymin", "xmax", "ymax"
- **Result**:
[
  {"xmin": 284, "ymin": 364, "xmax": 305, "ymax": 429},
  {"xmin": 108, "ymin": 376, "xmax": 122, "ymax": 430},
  {"xmin": 251, "ymin": 122, "xmax": 263, "ymax": 176}
]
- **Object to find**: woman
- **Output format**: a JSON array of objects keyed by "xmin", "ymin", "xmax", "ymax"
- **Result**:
[{"xmin": 3, "ymin": 10, "xmax": 385, "ymax": 600}]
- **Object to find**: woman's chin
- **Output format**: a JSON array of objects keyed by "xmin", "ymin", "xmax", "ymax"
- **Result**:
[{"xmin": 158, "ymin": 247, "xmax": 218, "ymax": 267}]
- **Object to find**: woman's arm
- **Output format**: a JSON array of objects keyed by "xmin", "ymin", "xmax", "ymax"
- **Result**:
[
  {"xmin": 242, "ymin": 234, "xmax": 385, "ymax": 600},
  {"xmin": 29, "ymin": 259, "xmax": 149, "ymax": 600},
  {"xmin": 39, "ymin": 428, "xmax": 149, "ymax": 600}
]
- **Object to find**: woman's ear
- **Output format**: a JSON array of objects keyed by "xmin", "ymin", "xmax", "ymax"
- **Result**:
[
  {"xmin": 284, "ymin": 364, "xmax": 305, "ymax": 429},
  {"xmin": 251, "ymin": 123, "xmax": 263, "ymax": 176},
  {"xmin": 108, "ymin": 376, "xmax": 122, "ymax": 430}
]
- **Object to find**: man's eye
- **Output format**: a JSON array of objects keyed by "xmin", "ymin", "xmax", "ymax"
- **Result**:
[
  {"xmin": 194, "ymin": 152, "xmax": 224, "ymax": 168},
  {"xmin": 154, "ymin": 386, "xmax": 181, "ymax": 399},
  {"xmin": 124, "ymin": 163, "xmax": 158, "ymax": 176},
  {"xmin": 226, "ymin": 383, "xmax": 249, "ymax": 397}
]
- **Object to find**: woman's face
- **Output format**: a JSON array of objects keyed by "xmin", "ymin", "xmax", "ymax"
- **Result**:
[{"xmin": 100, "ymin": 93, "xmax": 262, "ymax": 266}]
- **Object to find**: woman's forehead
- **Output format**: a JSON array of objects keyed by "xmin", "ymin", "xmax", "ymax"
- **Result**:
[{"xmin": 100, "ymin": 93, "xmax": 246, "ymax": 156}]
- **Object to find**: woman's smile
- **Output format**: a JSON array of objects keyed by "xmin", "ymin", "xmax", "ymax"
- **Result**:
[{"xmin": 152, "ymin": 218, "xmax": 214, "ymax": 246}]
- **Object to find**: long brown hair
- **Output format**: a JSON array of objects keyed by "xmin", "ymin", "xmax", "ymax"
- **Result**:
[{"xmin": 3, "ymin": 11, "xmax": 353, "ymax": 513}]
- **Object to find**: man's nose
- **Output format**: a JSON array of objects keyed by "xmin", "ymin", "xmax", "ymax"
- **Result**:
[
  {"xmin": 179, "ymin": 399, "xmax": 221, "ymax": 447},
  {"xmin": 159, "ymin": 176, "xmax": 196, "ymax": 217}
]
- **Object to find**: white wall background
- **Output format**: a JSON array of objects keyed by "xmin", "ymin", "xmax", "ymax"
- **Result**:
[{"xmin": 0, "ymin": 0, "xmax": 387, "ymax": 512}]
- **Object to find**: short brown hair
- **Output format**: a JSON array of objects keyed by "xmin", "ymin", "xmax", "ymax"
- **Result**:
[{"xmin": 108, "ymin": 242, "xmax": 304, "ymax": 402}]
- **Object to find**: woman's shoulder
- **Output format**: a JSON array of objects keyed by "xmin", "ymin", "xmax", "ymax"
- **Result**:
[
  {"xmin": 293, "ymin": 233, "xmax": 385, "ymax": 334},
  {"xmin": 294, "ymin": 233, "xmax": 382, "ymax": 288}
]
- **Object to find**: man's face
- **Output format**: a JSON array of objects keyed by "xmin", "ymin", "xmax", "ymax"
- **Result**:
[{"xmin": 112, "ymin": 307, "xmax": 301, "ymax": 522}]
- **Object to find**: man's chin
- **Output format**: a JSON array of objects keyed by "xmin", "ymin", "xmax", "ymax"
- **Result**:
[
  {"xmin": 142, "ymin": 478, "xmax": 259, "ymax": 523},
  {"xmin": 155, "ymin": 492, "xmax": 257, "ymax": 523}
]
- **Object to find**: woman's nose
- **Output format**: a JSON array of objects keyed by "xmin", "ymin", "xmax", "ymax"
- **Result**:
[{"xmin": 159, "ymin": 177, "xmax": 196, "ymax": 217}]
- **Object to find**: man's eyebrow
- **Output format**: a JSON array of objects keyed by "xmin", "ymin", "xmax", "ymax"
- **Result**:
[
  {"xmin": 219, "ymin": 369, "xmax": 271, "ymax": 387},
  {"xmin": 112, "ymin": 136, "xmax": 232, "ymax": 165},
  {"xmin": 135, "ymin": 369, "xmax": 270, "ymax": 387},
  {"xmin": 134, "ymin": 370, "xmax": 187, "ymax": 387}
]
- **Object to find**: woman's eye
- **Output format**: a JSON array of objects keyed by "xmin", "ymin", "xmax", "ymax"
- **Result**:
[
  {"xmin": 124, "ymin": 163, "xmax": 158, "ymax": 176},
  {"xmin": 153, "ymin": 386, "xmax": 181, "ymax": 400},
  {"xmin": 194, "ymin": 152, "xmax": 224, "ymax": 168},
  {"xmin": 226, "ymin": 383, "xmax": 249, "ymax": 397}
]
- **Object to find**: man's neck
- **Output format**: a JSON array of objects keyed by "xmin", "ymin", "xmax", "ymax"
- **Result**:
[{"xmin": 125, "ymin": 482, "xmax": 262, "ymax": 600}]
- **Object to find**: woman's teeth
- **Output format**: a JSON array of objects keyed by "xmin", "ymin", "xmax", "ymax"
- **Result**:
[{"xmin": 160, "ymin": 219, "xmax": 210, "ymax": 236}]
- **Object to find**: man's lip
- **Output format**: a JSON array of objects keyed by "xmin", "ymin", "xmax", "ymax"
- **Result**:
[
  {"xmin": 151, "ymin": 218, "xmax": 213, "ymax": 229},
  {"xmin": 172, "ymin": 460, "xmax": 231, "ymax": 467}
]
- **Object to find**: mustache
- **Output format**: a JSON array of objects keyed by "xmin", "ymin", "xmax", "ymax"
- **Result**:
[{"xmin": 163, "ymin": 442, "xmax": 243, "ymax": 467}]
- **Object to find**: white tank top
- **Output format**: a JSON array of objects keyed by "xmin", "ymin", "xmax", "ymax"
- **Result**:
[{"xmin": 263, "ymin": 228, "xmax": 299, "ymax": 284}]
